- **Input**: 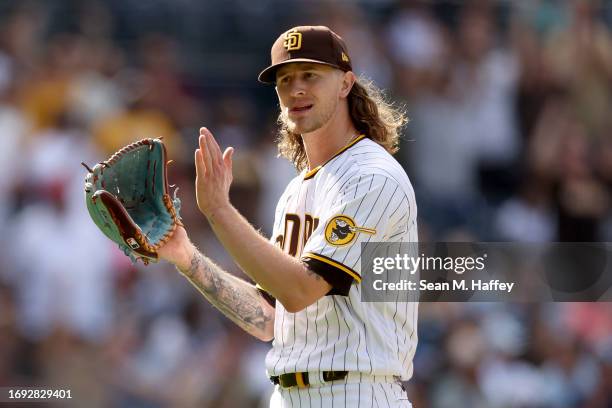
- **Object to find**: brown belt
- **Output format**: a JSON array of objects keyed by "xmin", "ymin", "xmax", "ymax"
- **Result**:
[{"xmin": 270, "ymin": 371, "xmax": 348, "ymax": 388}]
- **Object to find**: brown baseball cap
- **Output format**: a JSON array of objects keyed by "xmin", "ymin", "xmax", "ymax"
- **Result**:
[{"xmin": 258, "ymin": 26, "xmax": 352, "ymax": 84}]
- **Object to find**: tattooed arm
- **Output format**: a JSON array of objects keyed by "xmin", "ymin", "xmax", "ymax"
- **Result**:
[
  {"xmin": 158, "ymin": 130, "xmax": 333, "ymax": 316},
  {"xmin": 159, "ymin": 228, "xmax": 275, "ymax": 342},
  {"xmin": 191, "ymin": 130, "xmax": 334, "ymax": 313}
]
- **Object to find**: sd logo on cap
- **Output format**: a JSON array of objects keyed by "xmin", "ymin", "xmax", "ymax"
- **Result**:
[{"xmin": 258, "ymin": 25, "xmax": 352, "ymax": 84}]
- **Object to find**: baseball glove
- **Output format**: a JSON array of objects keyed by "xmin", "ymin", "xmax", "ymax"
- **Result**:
[{"xmin": 82, "ymin": 138, "xmax": 182, "ymax": 264}]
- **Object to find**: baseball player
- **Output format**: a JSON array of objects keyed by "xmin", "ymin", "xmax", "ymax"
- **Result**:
[{"xmin": 158, "ymin": 26, "xmax": 417, "ymax": 407}]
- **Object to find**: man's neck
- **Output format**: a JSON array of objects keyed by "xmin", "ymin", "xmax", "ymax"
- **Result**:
[{"xmin": 302, "ymin": 110, "xmax": 358, "ymax": 171}]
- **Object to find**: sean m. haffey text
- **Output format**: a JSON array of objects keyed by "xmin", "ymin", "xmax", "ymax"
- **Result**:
[{"xmin": 369, "ymin": 253, "xmax": 516, "ymax": 294}]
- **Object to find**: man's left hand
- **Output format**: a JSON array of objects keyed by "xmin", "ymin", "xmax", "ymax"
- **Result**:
[{"xmin": 194, "ymin": 127, "xmax": 235, "ymax": 219}]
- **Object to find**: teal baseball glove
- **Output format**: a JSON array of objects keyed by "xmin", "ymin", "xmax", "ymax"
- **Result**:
[{"xmin": 82, "ymin": 138, "xmax": 182, "ymax": 264}]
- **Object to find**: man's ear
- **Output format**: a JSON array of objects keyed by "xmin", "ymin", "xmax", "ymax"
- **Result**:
[{"xmin": 339, "ymin": 71, "xmax": 356, "ymax": 98}]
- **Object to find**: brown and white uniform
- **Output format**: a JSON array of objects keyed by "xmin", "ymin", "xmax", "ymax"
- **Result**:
[{"xmin": 260, "ymin": 135, "xmax": 418, "ymax": 407}]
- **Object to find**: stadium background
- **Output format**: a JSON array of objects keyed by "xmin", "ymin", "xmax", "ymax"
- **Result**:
[{"xmin": 0, "ymin": 0, "xmax": 611, "ymax": 406}]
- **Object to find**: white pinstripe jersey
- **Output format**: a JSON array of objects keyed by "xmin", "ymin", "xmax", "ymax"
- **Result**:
[{"xmin": 263, "ymin": 135, "xmax": 419, "ymax": 381}]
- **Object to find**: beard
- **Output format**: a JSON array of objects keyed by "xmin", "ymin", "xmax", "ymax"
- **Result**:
[{"xmin": 279, "ymin": 98, "xmax": 337, "ymax": 135}]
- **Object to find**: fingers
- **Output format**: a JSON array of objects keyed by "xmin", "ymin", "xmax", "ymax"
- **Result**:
[
  {"xmin": 194, "ymin": 149, "xmax": 206, "ymax": 181},
  {"xmin": 199, "ymin": 127, "xmax": 234, "ymax": 177},
  {"xmin": 223, "ymin": 147, "xmax": 234, "ymax": 171},
  {"xmin": 194, "ymin": 127, "xmax": 232, "ymax": 215},
  {"xmin": 202, "ymin": 127, "xmax": 223, "ymax": 157},
  {"xmin": 199, "ymin": 134, "xmax": 213, "ymax": 175},
  {"xmin": 200, "ymin": 127, "xmax": 223, "ymax": 168}
]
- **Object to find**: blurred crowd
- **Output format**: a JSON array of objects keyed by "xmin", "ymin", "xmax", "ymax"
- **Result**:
[{"xmin": 0, "ymin": 0, "xmax": 611, "ymax": 406}]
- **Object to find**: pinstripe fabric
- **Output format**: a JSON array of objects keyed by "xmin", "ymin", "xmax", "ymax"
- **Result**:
[
  {"xmin": 266, "ymin": 138, "xmax": 417, "ymax": 407},
  {"xmin": 270, "ymin": 382, "xmax": 413, "ymax": 407}
]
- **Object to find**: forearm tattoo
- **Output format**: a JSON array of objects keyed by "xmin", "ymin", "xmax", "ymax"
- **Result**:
[{"xmin": 178, "ymin": 250, "xmax": 273, "ymax": 336}]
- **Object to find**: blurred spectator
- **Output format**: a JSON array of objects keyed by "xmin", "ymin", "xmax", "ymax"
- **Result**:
[
  {"xmin": 0, "ymin": 81, "xmax": 29, "ymax": 236},
  {"xmin": 543, "ymin": 0, "xmax": 612, "ymax": 139},
  {"xmin": 386, "ymin": 0, "xmax": 448, "ymax": 99},
  {"xmin": 0, "ymin": 2, "xmax": 46, "ymax": 74},
  {"xmin": 212, "ymin": 94, "xmax": 257, "ymax": 149},
  {"xmin": 136, "ymin": 33, "xmax": 203, "ymax": 132},
  {"xmin": 455, "ymin": 1, "xmax": 521, "ymax": 203},
  {"xmin": 555, "ymin": 117, "xmax": 609, "ymax": 241},
  {"xmin": 7, "ymin": 121, "xmax": 116, "ymax": 342},
  {"xmin": 91, "ymin": 77, "xmax": 183, "ymax": 158},
  {"xmin": 431, "ymin": 320, "xmax": 488, "ymax": 408},
  {"xmin": 325, "ymin": 3, "xmax": 394, "ymax": 88},
  {"xmin": 494, "ymin": 176, "xmax": 556, "ymax": 241},
  {"xmin": 17, "ymin": 34, "xmax": 78, "ymax": 132},
  {"xmin": 67, "ymin": 38, "xmax": 126, "ymax": 129}
]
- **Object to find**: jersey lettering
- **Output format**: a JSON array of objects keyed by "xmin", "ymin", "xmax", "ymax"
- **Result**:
[{"xmin": 275, "ymin": 213, "xmax": 320, "ymax": 257}]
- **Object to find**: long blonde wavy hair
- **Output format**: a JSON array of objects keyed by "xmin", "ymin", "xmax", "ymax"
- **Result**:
[{"xmin": 276, "ymin": 77, "xmax": 408, "ymax": 171}]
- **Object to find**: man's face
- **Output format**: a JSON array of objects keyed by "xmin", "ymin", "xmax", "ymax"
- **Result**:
[{"xmin": 275, "ymin": 62, "xmax": 344, "ymax": 134}]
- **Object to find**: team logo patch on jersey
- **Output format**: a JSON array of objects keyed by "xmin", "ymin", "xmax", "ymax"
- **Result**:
[{"xmin": 324, "ymin": 215, "xmax": 376, "ymax": 246}]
